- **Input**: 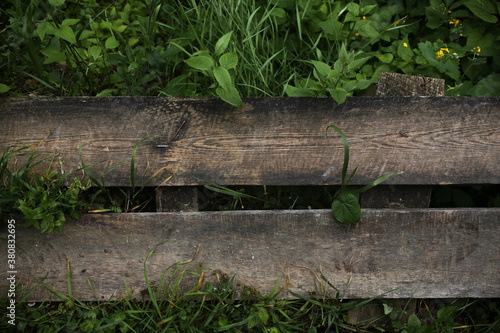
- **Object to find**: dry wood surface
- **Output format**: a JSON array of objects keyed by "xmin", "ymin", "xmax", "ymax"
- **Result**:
[
  {"xmin": 1, "ymin": 96, "xmax": 499, "ymax": 186},
  {"xmin": 1, "ymin": 208, "xmax": 498, "ymax": 301}
]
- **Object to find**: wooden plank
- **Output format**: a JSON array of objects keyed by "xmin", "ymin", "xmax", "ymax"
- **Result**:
[
  {"xmin": 1, "ymin": 97, "xmax": 499, "ymax": 186},
  {"xmin": 1, "ymin": 208, "xmax": 498, "ymax": 301},
  {"xmin": 361, "ymin": 72, "xmax": 441, "ymax": 208}
]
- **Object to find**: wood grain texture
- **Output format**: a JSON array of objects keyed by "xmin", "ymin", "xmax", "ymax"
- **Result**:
[
  {"xmin": 1, "ymin": 96, "xmax": 499, "ymax": 186},
  {"xmin": 1, "ymin": 209, "xmax": 498, "ymax": 301},
  {"xmin": 377, "ymin": 72, "xmax": 445, "ymax": 96}
]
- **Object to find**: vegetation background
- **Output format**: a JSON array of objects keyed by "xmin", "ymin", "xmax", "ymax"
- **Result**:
[{"xmin": 1, "ymin": 0, "xmax": 500, "ymax": 332}]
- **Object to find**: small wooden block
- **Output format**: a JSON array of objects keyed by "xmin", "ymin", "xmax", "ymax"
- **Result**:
[
  {"xmin": 376, "ymin": 72, "xmax": 445, "ymax": 96},
  {"xmin": 156, "ymin": 187, "xmax": 198, "ymax": 212}
]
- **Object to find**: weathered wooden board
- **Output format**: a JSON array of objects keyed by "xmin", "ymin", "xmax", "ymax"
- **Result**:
[
  {"xmin": 1, "ymin": 208, "xmax": 498, "ymax": 301},
  {"xmin": 1, "ymin": 97, "xmax": 499, "ymax": 186}
]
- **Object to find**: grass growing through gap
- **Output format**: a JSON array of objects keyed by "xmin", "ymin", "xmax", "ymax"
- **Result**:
[{"xmin": 2, "ymin": 252, "xmax": 499, "ymax": 332}]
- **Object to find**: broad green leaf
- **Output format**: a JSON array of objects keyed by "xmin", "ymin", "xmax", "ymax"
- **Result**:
[
  {"xmin": 36, "ymin": 21, "xmax": 55, "ymax": 41},
  {"xmin": 357, "ymin": 21, "xmax": 379, "ymax": 38},
  {"xmin": 355, "ymin": 79, "xmax": 372, "ymax": 90},
  {"xmin": 347, "ymin": 55, "xmax": 371, "ymax": 71},
  {"xmin": 213, "ymin": 66, "xmax": 232, "ymax": 91},
  {"xmin": 53, "ymin": 25, "xmax": 77, "ymax": 44},
  {"xmin": 216, "ymin": 86, "xmax": 243, "ymax": 108},
  {"xmin": 0, "ymin": 84, "xmax": 11, "ymax": 93},
  {"xmin": 257, "ymin": 307, "xmax": 269, "ymax": 325},
  {"xmin": 88, "ymin": 46, "xmax": 101, "ymax": 61},
  {"xmin": 184, "ymin": 56, "xmax": 214, "ymax": 71},
  {"xmin": 397, "ymin": 40, "xmax": 414, "ymax": 61},
  {"xmin": 310, "ymin": 60, "xmax": 331, "ymax": 79},
  {"xmin": 219, "ymin": 52, "xmax": 238, "ymax": 69},
  {"xmin": 377, "ymin": 53, "xmax": 393, "ymax": 63},
  {"xmin": 465, "ymin": 0, "xmax": 498, "ymax": 23},
  {"xmin": 317, "ymin": 20, "xmax": 344, "ymax": 40},
  {"xmin": 270, "ymin": 7, "xmax": 286, "ymax": 18},
  {"xmin": 407, "ymin": 314, "xmax": 422, "ymax": 330},
  {"xmin": 214, "ymin": 31, "xmax": 233, "ymax": 57},
  {"xmin": 329, "ymin": 87, "xmax": 349, "ymax": 105},
  {"xmin": 61, "ymin": 19, "xmax": 80, "ymax": 26},
  {"xmin": 49, "ymin": 0, "xmax": 65, "ymax": 6},
  {"xmin": 471, "ymin": 73, "xmax": 500, "ymax": 97},
  {"xmin": 285, "ymin": 86, "xmax": 315, "ymax": 97},
  {"xmin": 437, "ymin": 306, "xmax": 457, "ymax": 323},
  {"xmin": 326, "ymin": 69, "xmax": 342, "ymax": 80},
  {"xmin": 347, "ymin": 2, "xmax": 360, "ymax": 16},
  {"xmin": 96, "ymin": 89, "xmax": 117, "ymax": 96},
  {"xmin": 332, "ymin": 192, "xmax": 361, "ymax": 224},
  {"xmin": 361, "ymin": 4, "xmax": 377, "ymax": 15},
  {"xmin": 41, "ymin": 46, "xmax": 66, "ymax": 64},
  {"xmin": 105, "ymin": 36, "xmax": 119, "ymax": 49}
]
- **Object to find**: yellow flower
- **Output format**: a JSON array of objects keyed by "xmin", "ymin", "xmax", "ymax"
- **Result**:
[
  {"xmin": 403, "ymin": 42, "xmax": 408, "ymax": 48},
  {"xmin": 449, "ymin": 18, "xmax": 459, "ymax": 27},
  {"xmin": 363, "ymin": 16, "xmax": 366, "ymax": 19},
  {"xmin": 436, "ymin": 48, "xmax": 450, "ymax": 60},
  {"xmin": 477, "ymin": 47, "xmax": 481, "ymax": 53},
  {"xmin": 354, "ymin": 32, "xmax": 359, "ymax": 36}
]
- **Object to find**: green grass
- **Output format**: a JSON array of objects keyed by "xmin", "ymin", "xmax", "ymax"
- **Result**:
[
  {"xmin": 2, "ymin": 255, "xmax": 499, "ymax": 332},
  {"xmin": 1, "ymin": 0, "xmax": 498, "ymax": 99}
]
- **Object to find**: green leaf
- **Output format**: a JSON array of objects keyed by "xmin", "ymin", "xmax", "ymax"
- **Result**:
[
  {"xmin": 213, "ymin": 66, "xmax": 233, "ymax": 91},
  {"xmin": 0, "ymin": 84, "xmax": 11, "ymax": 93},
  {"xmin": 105, "ymin": 36, "xmax": 119, "ymax": 49},
  {"xmin": 41, "ymin": 46, "xmax": 66, "ymax": 64},
  {"xmin": 377, "ymin": 53, "xmax": 394, "ymax": 63},
  {"xmin": 332, "ymin": 192, "xmax": 361, "ymax": 224},
  {"xmin": 36, "ymin": 21, "xmax": 55, "ymax": 41},
  {"xmin": 310, "ymin": 60, "xmax": 331, "ymax": 79},
  {"xmin": 61, "ymin": 18, "xmax": 80, "ymax": 26},
  {"xmin": 257, "ymin": 307, "xmax": 269, "ymax": 325},
  {"xmin": 53, "ymin": 25, "xmax": 77, "ymax": 44},
  {"xmin": 470, "ymin": 73, "xmax": 500, "ymax": 97},
  {"xmin": 88, "ymin": 46, "xmax": 102, "ymax": 61},
  {"xmin": 348, "ymin": 55, "xmax": 371, "ymax": 71},
  {"xmin": 347, "ymin": 2, "xmax": 360, "ymax": 16},
  {"xmin": 329, "ymin": 87, "xmax": 349, "ymax": 105},
  {"xmin": 437, "ymin": 306, "xmax": 457, "ymax": 323},
  {"xmin": 317, "ymin": 19, "xmax": 344, "ymax": 40},
  {"xmin": 184, "ymin": 56, "xmax": 214, "ymax": 71},
  {"xmin": 358, "ymin": 20, "xmax": 379, "ymax": 38},
  {"xmin": 49, "ymin": 0, "xmax": 65, "ymax": 6},
  {"xmin": 326, "ymin": 125, "xmax": 350, "ymax": 186},
  {"xmin": 285, "ymin": 86, "xmax": 315, "ymax": 97},
  {"xmin": 407, "ymin": 314, "xmax": 422, "ymax": 330},
  {"xmin": 216, "ymin": 86, "xmax": 243, "ymax": 108},
  {"xmin": 214, "ymin": 31, "xmax": 233, "ymax": 57},
  {"xmin": 397, "ymin": 40, "xmax": 414, "ymax": 61},
  {"xmin": 219, "ymin": 52, "xmax": 238, "ymax": 70},
  {"xmin": 465, "ymin": 0, "xmax": 498, "ymax": 23}
]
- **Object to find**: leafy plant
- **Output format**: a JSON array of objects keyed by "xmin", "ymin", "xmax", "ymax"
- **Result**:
[
  {"xmin": 326, "ymin": 125, "xmax": 403, "ymax": 224},
  {"xmin": 173, "ymin": 31, "xmax": 243, "ymax": 107},
  {"xmin": 0, "ymin": 144, "xmax": 92, "ymax": 233}
]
